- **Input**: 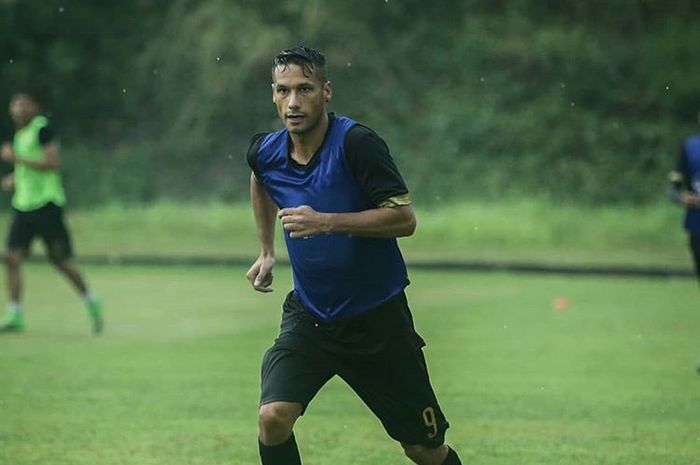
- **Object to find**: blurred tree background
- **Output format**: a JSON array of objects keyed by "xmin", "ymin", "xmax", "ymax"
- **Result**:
[{"xmin": 1, "ymin": 0, "xmax": 698, "ymax": 208}]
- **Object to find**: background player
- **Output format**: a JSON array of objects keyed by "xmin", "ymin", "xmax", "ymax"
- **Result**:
[
  {"xmin": 668, "ymin": 111, "xmax": 700, "ymax": 372},
  {"xmin": 0, "ymin": 90, "xmax": 102, "ymax": 334},
  {"xmin": 669, "ymin": 111, "xmax": 700, "ymax": 285}
]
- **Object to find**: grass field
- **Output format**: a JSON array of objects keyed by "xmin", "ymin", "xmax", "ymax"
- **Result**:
[
  {"xmin": 0, "ymin": 198, "xmax": 689, "ymax": 269},
  {"xmin": 1, "ymin": 264, "xmax": 698, "ymax": 464}
]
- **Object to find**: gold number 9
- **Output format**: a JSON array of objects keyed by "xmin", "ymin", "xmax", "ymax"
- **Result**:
[{"xmin": 422, "ymin": 406, "xmax": 438, "ymax": 439}]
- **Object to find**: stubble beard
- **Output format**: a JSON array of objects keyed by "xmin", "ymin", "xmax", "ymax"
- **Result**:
[{"xmin": 286, "ymin": 111, "xmax": 322, "ymax": 136}]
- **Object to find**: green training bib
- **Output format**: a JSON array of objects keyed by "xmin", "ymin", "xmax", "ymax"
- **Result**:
[{"xmin": 11, "ymin": 115, "xmax": 66, "ymax": 212}]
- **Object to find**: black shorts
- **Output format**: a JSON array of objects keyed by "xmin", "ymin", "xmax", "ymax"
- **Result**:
[
  {"xmin": 260, "ymin": 291, "xmax": 450, "ymax": 447},
  {"xmin": 6, "ymin": 202, "xmax": 74, "ymax": 261}
]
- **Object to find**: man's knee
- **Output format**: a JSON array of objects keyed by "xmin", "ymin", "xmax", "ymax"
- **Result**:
[
  {"xmin": 46, "ymin": 240, "xmax": 72, "ymax": 267},
  {"xmin": 258, "ymin": 402, "xmax": 302, "ymax": 445},
  {"xmin": 5, "ymin": 250, "xmax": 23, "ymax": 268},
  {"xmin": 48, "ymin": 256, "xmax": 66, "ymax": 269},
  {"xmin": 48, "ymin": 251, "xmax": 73, "ymax": 271}
]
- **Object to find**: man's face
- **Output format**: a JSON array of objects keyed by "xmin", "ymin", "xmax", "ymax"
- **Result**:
[
  {"xmin": 272, "ymin": 63, "xmax": 331, "ymax": 135},
  {"xmin": 9, "ymin": 94, "xmax": 39, "ymax": 127}
]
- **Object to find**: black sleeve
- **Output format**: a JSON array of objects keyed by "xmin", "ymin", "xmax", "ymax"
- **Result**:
[
  {"xmin": 39, "ymin": 126, "xmax": 54, "ymax": 145},
  {"xmin": 246, "ymin": 132, "xmax": 268, "ymax": 178},
  {"xmin": 343, "ymin": 125, "xmax": 409, "ymax": 207}
]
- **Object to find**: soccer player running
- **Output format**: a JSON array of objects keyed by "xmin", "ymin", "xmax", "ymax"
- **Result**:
[
  {"xmin": 669, "ymin": 112, "xmax": 700, "ymax": 286},
  {"xmin": 246, "ymin": 46, "xmax": 462, "ymax": 465},
  {"xmin": 0, "ymin": 90, "xmax": 102, "ymax": 334},
  {"xmin": 669, "ymin": 113, "xmax": 700, "ymax": 373}
]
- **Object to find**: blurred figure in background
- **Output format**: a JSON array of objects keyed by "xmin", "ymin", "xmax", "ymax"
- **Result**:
[
  {"xmin": 669, "ymin": 111, "xmax": 700, "ymax": 373},
  {"xmin": 669, "ymin": 111, "xmax": 700, "ymax": 286},
  {"xmin": 0, "ymin": 90, "xmax": 102, "ymax": 334}
]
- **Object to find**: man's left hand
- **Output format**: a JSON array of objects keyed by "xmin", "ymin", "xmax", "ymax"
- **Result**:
[{"xmin": 279, "ymin": 205, "xmax": 330, "ymax": 239}]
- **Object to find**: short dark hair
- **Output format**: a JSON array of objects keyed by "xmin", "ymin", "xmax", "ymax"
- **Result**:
[
  {"xmin": 11, "ymin": 87, "xmax": 46, "ymax": 108},
  {"xmin": 272, "ymin": 46, "xmax": 328, "ymax": 83}
]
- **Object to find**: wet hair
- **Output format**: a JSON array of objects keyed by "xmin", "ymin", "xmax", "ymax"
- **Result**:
[{"xmin": 272, "ymin": 46, "xmax": 328, "ymax": 83}]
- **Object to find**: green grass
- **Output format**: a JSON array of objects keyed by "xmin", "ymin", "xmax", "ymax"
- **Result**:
[
  {"xmin": 1, "ymin": 264, "xmax": 698, "ymax": 464},
  {"xmin": 402, "ymin": 199, "xmax": 690, "ymax": 267},
  {"xmin": 0, "ymin": 198, "xmax": 690, "ymax": 268}
]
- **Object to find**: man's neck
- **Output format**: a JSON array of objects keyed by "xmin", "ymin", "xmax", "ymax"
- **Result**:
[
  {"xmin": 289, "ymin": 113, "xmax": 329, "ymax": 165},
  {"xmin": 15, "ymin": 115, "xmax": 36, "ymax": 130}
]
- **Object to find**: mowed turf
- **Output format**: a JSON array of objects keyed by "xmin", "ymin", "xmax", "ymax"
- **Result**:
[{"xmin": 0, "ymin": 264, "xmax": 698, "ymax": 465}]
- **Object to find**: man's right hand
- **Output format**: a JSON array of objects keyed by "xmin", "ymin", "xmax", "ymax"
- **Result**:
[
  {"xmin": 246, "ymin": 254, "xmax": 275, "ymax": 293},
  {"xmin": 1, "ymin": 142, "xmax": 16, "ymax": 164},
  {"xmin": 1, "ymin": 174, "xmax": 14, "ymax": 192}
]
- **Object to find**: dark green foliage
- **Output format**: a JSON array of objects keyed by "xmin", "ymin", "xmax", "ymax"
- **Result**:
[{"xmin": 1, "ymin": 0, "xmax": 698, "ymax": 206}]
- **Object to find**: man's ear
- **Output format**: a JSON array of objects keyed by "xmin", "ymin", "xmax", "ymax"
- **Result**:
[{"xmin": 323, "ymin": 81, "xmax": 332, "ymax": 103}]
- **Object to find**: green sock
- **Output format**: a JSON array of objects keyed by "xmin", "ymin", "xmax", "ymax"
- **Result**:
[
  {"xmin": 4, "ymin": 302, "xmax": 24, "ymax": 329},
  {"xmin": 7, "ymin": 302, "xmax": 21, "ymax": 318},
  {"xmin": 84, "ymin": 292, "xmax": 100, "ymax": 312},
  {"xmin": 83, "ymin": 293, "xmax": 103, "ymax": 334}
]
